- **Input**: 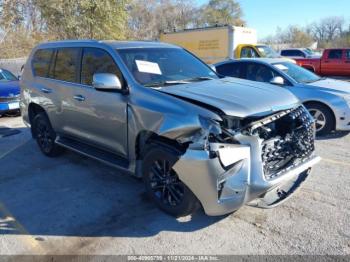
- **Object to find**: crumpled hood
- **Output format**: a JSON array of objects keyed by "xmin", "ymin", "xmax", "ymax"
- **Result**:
[
  {"xmin": 0, "ymin": 81, "xmax": 20, "ymax": 97},
  {"xmin": 305, "ymin": 78, "xmax": 350, "ymax": 95},
  {"xmin": 158, "ymin": 77, "xmax": 299, "ymax": 118}
]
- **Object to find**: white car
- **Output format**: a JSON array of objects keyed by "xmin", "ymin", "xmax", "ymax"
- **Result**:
[{"xmin": 215, "ymin": 58, "xmax": 350, "ymax": 136}]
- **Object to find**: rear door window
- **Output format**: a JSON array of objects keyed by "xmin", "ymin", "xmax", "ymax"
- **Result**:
[
  {"xmin": 216, "ymin": 63, "xmax": 242, "ymax": 78},
  {"xmin": 53, "ymin": 48, "xmax": 80, "ymax": 83},
  {"xmin": 245, "ymin": 63, "xmax": 275, "ymax": 83},
  {"xmin": 346, "ymin": 50, "xmax": 350, "ymax": 60},
  {"xmin": 32, "ymin": 49, "xmax": 54, "ymax": 77},
  {"xmin": 80, "ymin": 48, "xmax": 123, "ymax": 86},
  {"xmin": 328, "ymin": 49, "xmax": 343, "ymax": 59}
]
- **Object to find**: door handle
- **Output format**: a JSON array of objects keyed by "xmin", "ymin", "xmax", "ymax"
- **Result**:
[
  {"xmin": 324, "ymin": 61, "xmax": 329, "ymax": 63},
  {"xmin": 73, "ymin": 95, "xmax": 85, "ymax": 102},
  {"xmin": 345, "ymin": 61, "xmax": 350, "ymax": 63},
  {"xmin": 41, "ymin": 87, "xmax": 52, "ymax": 94}
]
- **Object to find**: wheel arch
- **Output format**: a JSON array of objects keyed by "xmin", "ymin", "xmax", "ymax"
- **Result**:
[
  {"xmin": 28, "ymin": 103, "xmax": 46, "ymax": 125},
  {"xmin": 28, "ymin": 103, "xmax": 49, "ymax": 138},
  {"xmin": 133, "ymin": 130, "xmax": 189, "ymax": 178},
  {"xmin": 135, "ymin": 130, "xmax": 187, "ymax": 161}
]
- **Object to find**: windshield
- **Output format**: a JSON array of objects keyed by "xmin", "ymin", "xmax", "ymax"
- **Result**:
[
  {"xmin": 256, "ymin": 45, "xmax": 280, "ymax": 58},
  {"xmin": 273, "ymin": 62, "xmax": 321, "ymax": 83},
  {"xmin": 117, "ymin": 48, "xmax": 218, "ymax": 87},
  {"xmin": 0, "ymin": 69, "xmax": 18, "ymax": 81}
]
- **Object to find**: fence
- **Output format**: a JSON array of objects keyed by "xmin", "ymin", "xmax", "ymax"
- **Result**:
[{"xmin": 0, "ymin": 57, "xmax": 27, "ymax": 77}]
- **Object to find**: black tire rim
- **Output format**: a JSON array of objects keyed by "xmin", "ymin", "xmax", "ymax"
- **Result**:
[
  {"xmin": 36, "ymin": 121, "xmax": 53, "ymax": 153},
  {"xmin": 149, "ymin": 159, "xmax": 185, "ymax": 207}
]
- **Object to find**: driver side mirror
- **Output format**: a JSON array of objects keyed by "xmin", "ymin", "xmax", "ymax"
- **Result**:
[
  {"xmin": 92, "ymin": 73, "xmax": 122, "ymax": 91},
  {"xmin": 270, "ymin": 76, "xmax": 285, "ymax": 86}
]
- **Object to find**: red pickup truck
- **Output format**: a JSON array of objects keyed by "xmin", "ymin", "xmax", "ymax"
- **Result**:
[{"xmin": 295, "ymin": 48, "xmax": 350, "ymax": 76}]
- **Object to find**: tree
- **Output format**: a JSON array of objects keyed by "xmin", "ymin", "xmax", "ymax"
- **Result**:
[
  {"xmin": 262, "ymin": 26, "xmax": 313, "ymax": 48},
  {"xmin": 127, "ymin": 0, "xmax": 198, "ymax": 40},
  {"xmin": 309, "ymin": 16, "xmax": 344, "ymax": 42},
  {"xmin": 283, "ymin": 26, "xmax": 314, "ymax": 47},
  {"xmin": 198, "ymin": 0, "xmax": 245, "ymax": 27},
  {"xmin": 0, "ymin": 0, "xmax": 47, "ymax": 58},
  {"xmin": 35, "ymin": 0, "xmax": 129, "ymax": 40},
  {"xmin": 0, "ymin": 0, "xmax": 130, "ymax": 58},
  {"xmin": 128, "ymin": 0, "xmax": 158, "ymax": 40}
]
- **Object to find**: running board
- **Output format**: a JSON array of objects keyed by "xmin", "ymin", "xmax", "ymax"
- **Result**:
[{"xmin": 56, "ymin": 136, "xmax": 131, "ymax": 173}]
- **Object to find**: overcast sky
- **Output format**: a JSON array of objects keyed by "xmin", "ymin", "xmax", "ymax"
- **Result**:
[{"xmin": 196, "ymin": 0, "xmax": 350, "ymax": 39}]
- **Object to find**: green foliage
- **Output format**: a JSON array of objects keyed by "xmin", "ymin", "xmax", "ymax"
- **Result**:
[
  {"xmin": 35, "ymin": 0, "xmax": 129, "ymax": 40},
  {"xmin": 199, "ymin": 0, "xmax": 245, "ymax": 27},
  {"xmin": 284, "ymin": 26, "xmax": 314, "ymax": 48},
  {"xmin": 0, "ymin": 0, "xmax": 130, "ymax": 58},
  {"xmin": 127, "ymin": 0, "xmax": 245, "ymax": 40},
  {"xmin": 127, "ymin": 0, "xmax": 201, "ymax": 40}
]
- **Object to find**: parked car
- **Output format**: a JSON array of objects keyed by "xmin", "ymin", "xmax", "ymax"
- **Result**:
[
  {"xmin": 0, "ymin": 68, "xmax": 21, "ymax": 117},
  {"xmin": 21, "ymin": 40, "xmax": 319, "ymax": 217},
  {"xmin": 280, "ymin": 48, "xmax": 321, "ymax": 59},
  {"xmin": 214, "ymin": 58, "xmax": 350, "ymax": 135},
  {"xmin": 295, "ymin": 48, "xmax": 350, "ymax": 76}
]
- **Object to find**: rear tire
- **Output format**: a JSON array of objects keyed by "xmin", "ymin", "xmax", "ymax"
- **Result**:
[
  {"xmin": 305, "ymin": 102, "xmax": 334, "ymax": 136},
  {"xmin": 142, "ymin": 145, "xmax": 200, "ymax": 217},
  {"xmin": 32, "ymin": 113, "xmax": 63, "ymax": 157}
]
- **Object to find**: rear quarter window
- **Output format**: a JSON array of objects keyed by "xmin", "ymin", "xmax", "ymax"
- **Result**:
[{"xmin": 32, "ymin": 49, "xmax": 54, "ymax": 77}]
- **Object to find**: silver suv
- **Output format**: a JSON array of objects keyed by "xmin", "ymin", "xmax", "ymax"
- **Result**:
[{"xmin": 20, "ymin": 40, "xmax": 320, "ymax": 217}]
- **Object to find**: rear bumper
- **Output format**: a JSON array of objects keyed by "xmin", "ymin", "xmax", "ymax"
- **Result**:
[{"xmin": 174, "ymin": 137, "xmax": 321, "ymax": 216}]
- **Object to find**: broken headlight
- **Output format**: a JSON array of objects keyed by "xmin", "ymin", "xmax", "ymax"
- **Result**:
[
  {"xmin": 198, "ymin": 115, "xmax": 222, "ymax": 135},
  {"xmin": 188, "ymin": 116, "xmax": 222, "ymax": 150},
  {"xmin": 221, "ymin": 116, "xmax": 242, "ymax": 130}
]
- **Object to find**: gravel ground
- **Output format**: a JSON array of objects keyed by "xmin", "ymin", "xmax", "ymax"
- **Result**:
[{"xmin": 0, "ymin": 116, "xmax": 349, "ymax": 255}]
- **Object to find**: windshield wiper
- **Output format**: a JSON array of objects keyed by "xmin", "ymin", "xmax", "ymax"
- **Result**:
[
  {"xmin": 144, "ymin": 80, "xmax": 191, "ymax": 87},
  {"xmin": 183, "ymin": 76, "xmax": 215, "ymax": 82},
  {"xmin": 302, "ymin": 78, "xmax": 322, "ymax": 84},
  {"xmin": 144, "ymin": 76, "xmax": 215, "ymax": 87}
]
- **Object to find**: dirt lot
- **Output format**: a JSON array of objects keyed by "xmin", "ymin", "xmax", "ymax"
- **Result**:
[{"xmin": 0, "ymin": 116, "xmax": 349, "ymax": 255}]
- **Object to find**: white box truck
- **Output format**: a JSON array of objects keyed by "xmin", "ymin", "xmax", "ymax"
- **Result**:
[{"xmin": 160, "ymin": 25, "xmax": 279, "ymax": 64}]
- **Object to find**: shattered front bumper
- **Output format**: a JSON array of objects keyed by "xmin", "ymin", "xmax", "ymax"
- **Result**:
[{"xmin": 173, "ymin": 137, "xmax": 321, "ymax": 216}]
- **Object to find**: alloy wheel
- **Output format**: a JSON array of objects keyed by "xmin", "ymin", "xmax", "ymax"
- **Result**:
[
  {"xmin": 309, "ymin": 109, "xmax": 326, "ymax": 132},
  {"xmin": 149, "ymin": 159, "xmax": 185, "ymax": 207},
  {"xmin": 36, "ymin": 121, "xmax": 54, "ymax": 153}
]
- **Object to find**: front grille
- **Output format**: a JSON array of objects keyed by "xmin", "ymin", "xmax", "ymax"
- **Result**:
[
  {"xmin": 0, "ymin": 96, "xmax": 20, "ymax": 103},
  {"xmin": 260, "ymin": 106, "xmax": 315, "ymax": 180}
]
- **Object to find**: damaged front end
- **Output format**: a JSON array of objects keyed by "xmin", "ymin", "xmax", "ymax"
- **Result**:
[{"xmin": 173, "ymin": 104, "xmax": 321, "ymax": 216}]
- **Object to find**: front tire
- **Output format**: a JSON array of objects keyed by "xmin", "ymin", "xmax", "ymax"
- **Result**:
[
  {"xmin": 142, "ymin": 145, "xmax": 200, "ymax": 217},
  {"xmin": 32, "ymin": 113, "xmax": 63, "ymax": 157},
  {"xmin": 305, "ymin": 102, "xmax": 334, "ymax": 136}
]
